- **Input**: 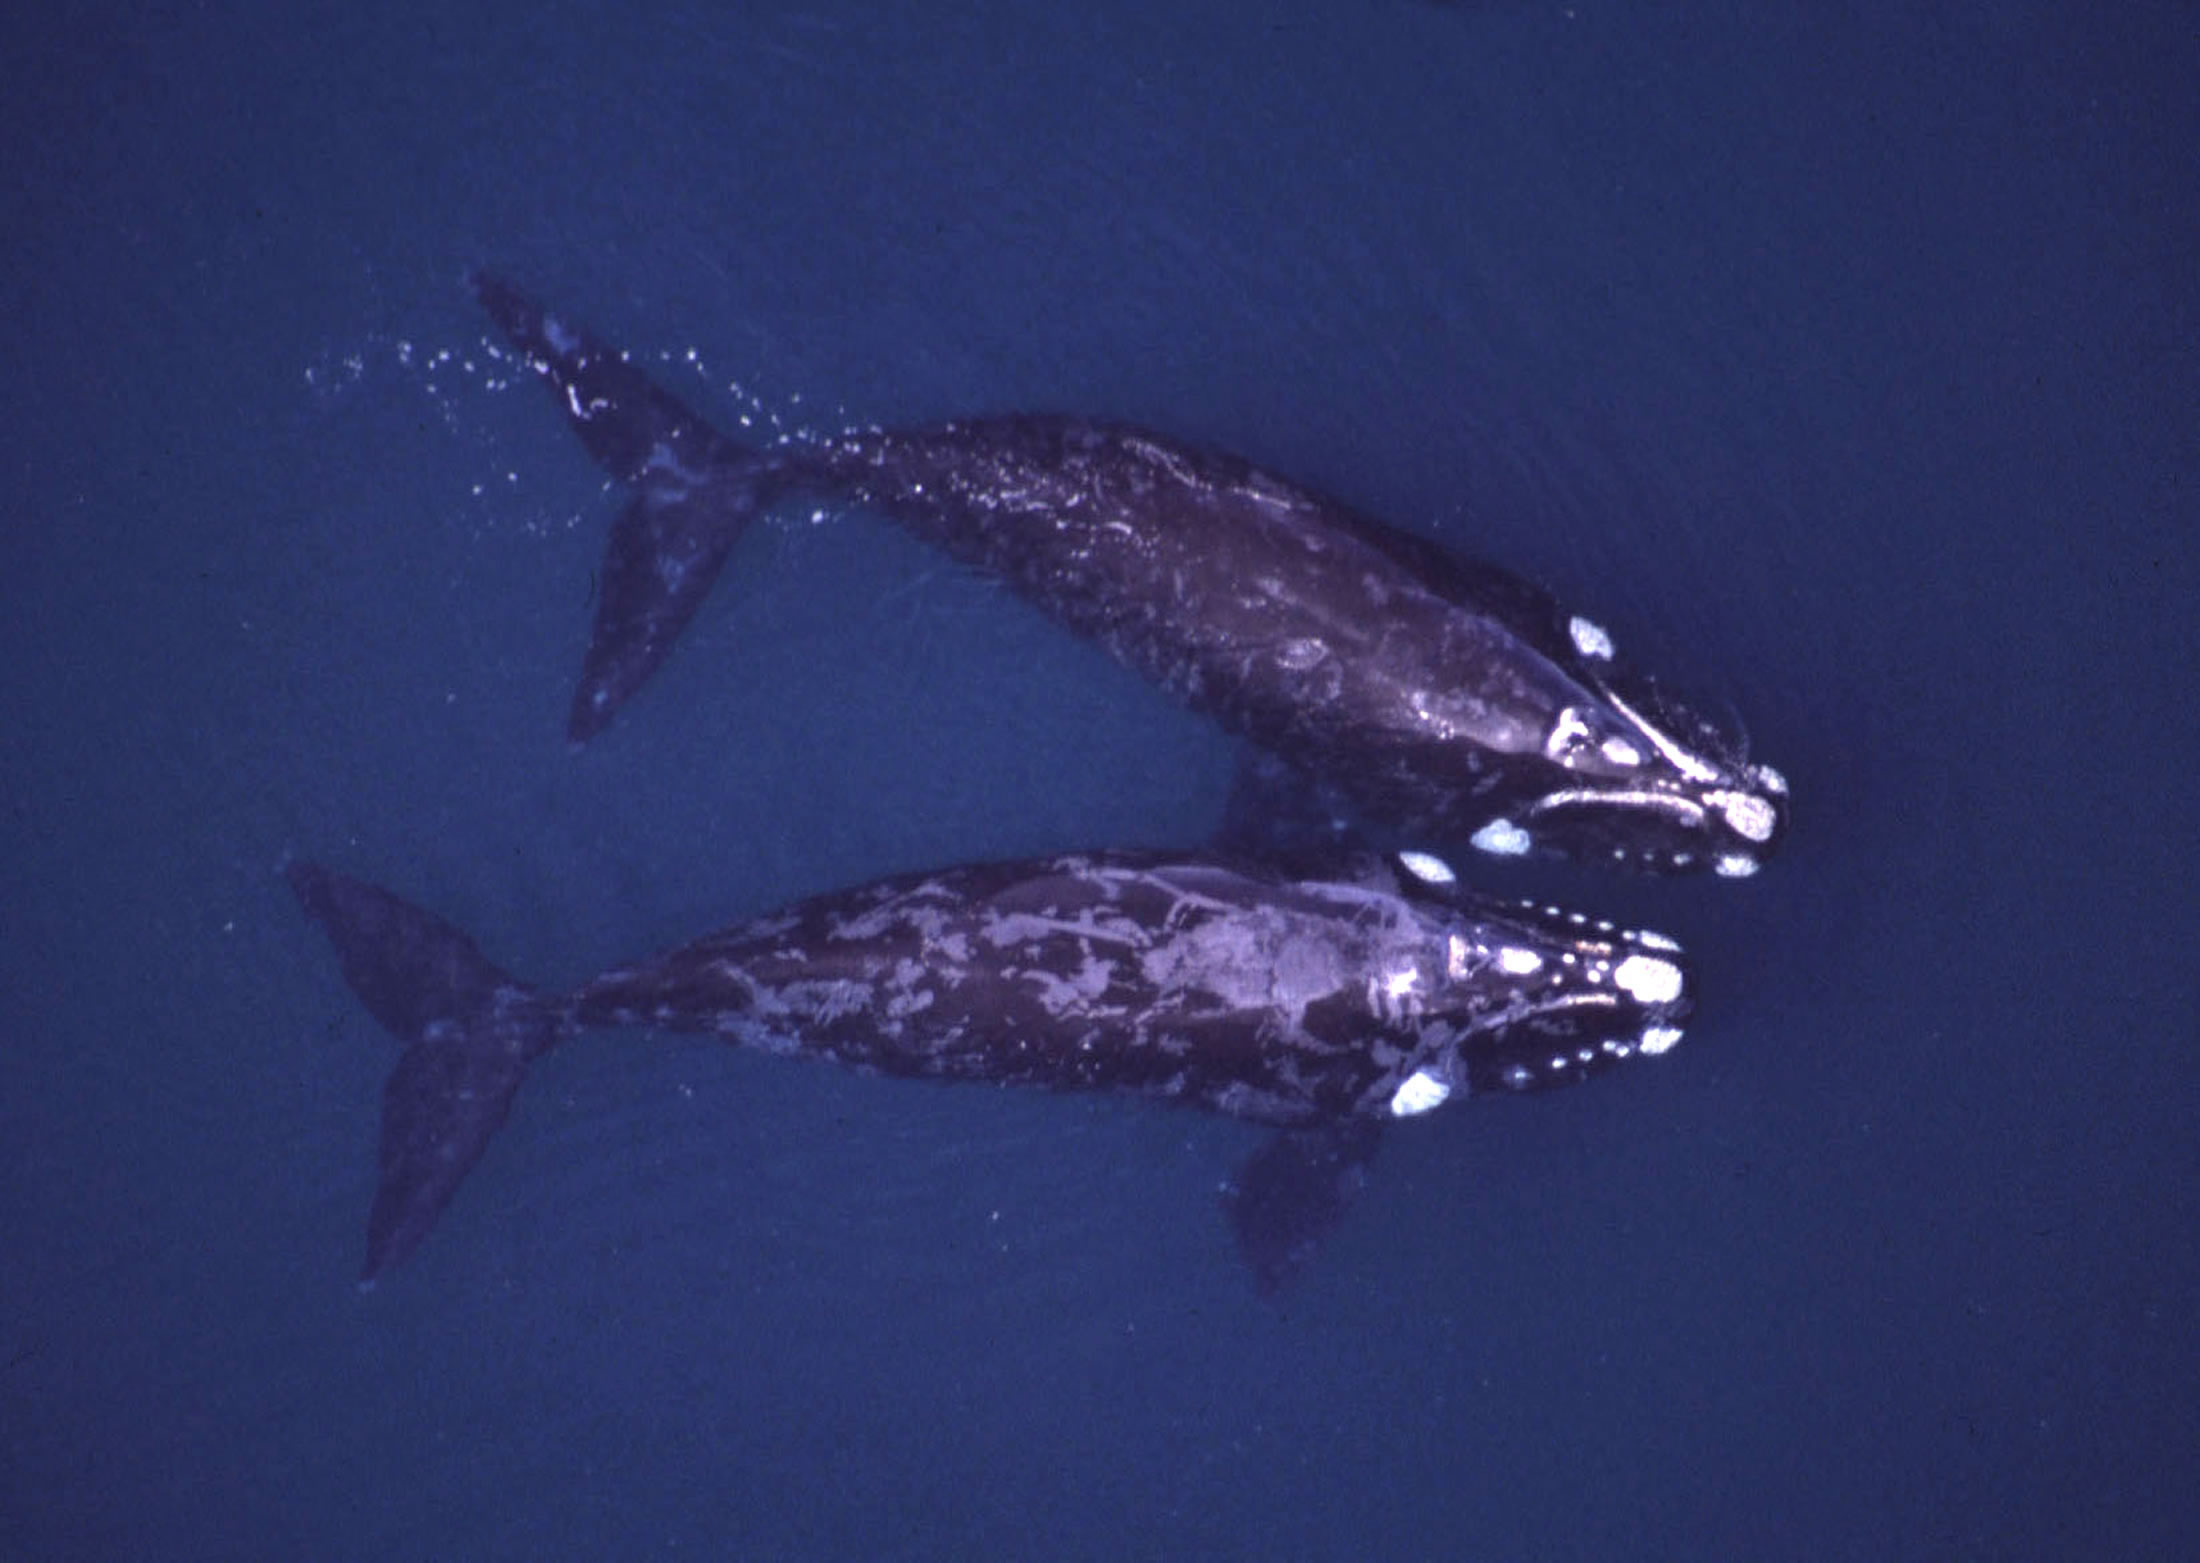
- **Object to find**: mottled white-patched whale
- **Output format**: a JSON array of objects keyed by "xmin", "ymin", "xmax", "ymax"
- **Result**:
[{"xmin": 290, "ymin": 848, "xmax": 1693, "ymax": 1290}]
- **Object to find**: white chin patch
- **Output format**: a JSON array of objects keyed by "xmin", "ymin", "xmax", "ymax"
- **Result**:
[
  {"xmin": 1470, "ymin": 819, "xmax": 1533, "ymax": 857},
  {"xmin": 1639, "ymin": 1025, "xmax": 1685, "ymax": 1056},
  {"xmin": 1389, "ymin": 1068, "xmax": 1452, "ymax": 1118}
]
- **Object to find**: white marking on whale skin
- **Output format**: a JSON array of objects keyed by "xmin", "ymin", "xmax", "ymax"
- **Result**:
[
  {"xmin": 1122, "ymin": 435, "xmax": 1201, "ymax": 488},
  {"xmin": 1020, "ymin": 954, "xmax": 1119, "ymax": 1018},
  {"xmin": 982, "ymin": 909, "xmax": 1145, "ymax": 951},
  {"xmin": 757, "ymin": 977, "xmax": 877, "ymax": 1025},
  {"xmin": 1613, "ymin": 954, "xmax": 1685, "ymax": 1005},
  {"xmin": 543, "ymin": 317, "xmax": 579, "ymax": 357},
  {"xmin": 1396, "ymin": 850, "xmax": 1457, "ymax": 886},
  {"xmin": 1141, "ymin": 892, "xmax": 1415, "ymax": 1041},
  {"xmin": 1639, "ymin": 1025, "xmax": 1685, "ymax": 1056},
  {"xmin": 1545, "ymin": 705, "xmax": 1594, "ymax": 760},
  {"xmin": 1496, "ymin": 946, "xmax": 1544, "ymax": 976},
  {"xmin": 1371, "ymin": 964, "xmax": 1426, "ymax": 1026},
  {"xmin": 1471, "ymin": 819, "xmax": 1533, "ymax": 857},
  {"xmin": 1630, "ymin": 927, "xmax": 1682, "ymax": 953},
  {"xmin": 884, "ymin": 966, "xmax": 938, "ymax": 1022},
  {"xmin": 1389, "ymin": 1068, "xmax": 1451, "ymax": 1117},
  {"xmin": 1600, "ymin": 736, "xmax": 1644, "ymax": 768},
  {"xmin": 1709, "ymin": 789, "xmax": 1781, "ymax": 844},
  {"xmin": 1568, "ymin": 616, "xmax": 1615, "ymax": 660},
  {"xmin": 1714, "ymin": 853, "xmax": 1760, "ymax": 878}
]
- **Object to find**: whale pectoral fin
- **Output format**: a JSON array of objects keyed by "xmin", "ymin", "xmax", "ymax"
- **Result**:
[
  {"xmin": 1220, "ymin": 1120, "xmax": 1384, "ymax": 1295},
  {"xmin": 1213, "ymin": 748, "xmax": 1366, "ymax": 866}
]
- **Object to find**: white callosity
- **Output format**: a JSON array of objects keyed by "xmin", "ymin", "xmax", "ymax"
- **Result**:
[
  {"xmin": 1388, "ymin": 1067, "xmax": 1451, "ymax": 1117},
  {"xmin": 1612, "ymin": 953, "xmax": 1686, "ymax": 1006},
  {"xmin": 1394, "ymin": 850, "xmax": 1458, "ymax": 885},
  {"xmin": 1568, "ymin": 615, "xmax": 1616, "ymax": 661},
  {"xmin": 1470, "ymin": 819, "xmax": 1533, "ymax": 857},
  {"xmin": 1708, "ymin": 789, "xmax": 1780, "ymax": 844}
]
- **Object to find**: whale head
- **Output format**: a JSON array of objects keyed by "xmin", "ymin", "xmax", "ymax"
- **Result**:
[{"xmin": 1460, "ymin": 613, "xmax": 1790, "ymax": 878}]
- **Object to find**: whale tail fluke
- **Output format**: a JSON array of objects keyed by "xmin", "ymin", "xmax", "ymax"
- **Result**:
[
  {"xmin": 288, "ymin": 862, "xmax": 563, "ymax": 1284},
  {"xmin": 471, "ymin": 272, "xmax": 774, "ymax": 744}
]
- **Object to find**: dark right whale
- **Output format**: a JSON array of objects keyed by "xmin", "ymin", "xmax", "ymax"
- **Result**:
[{"xmin": 474, "ymin": 275, "xmax": 1788, "ymax": 878}]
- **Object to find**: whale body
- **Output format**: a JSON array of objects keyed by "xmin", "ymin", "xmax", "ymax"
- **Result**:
[
  {"xmin": 474, "ymin": 275, "xmax": 1789, "ymax": 878},
  {"xmin": 290, "ymin": 849, "xmax": 1693, "ymax": 1288}
]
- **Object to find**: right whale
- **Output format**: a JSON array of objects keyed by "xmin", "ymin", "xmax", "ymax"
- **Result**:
[
  {"xmin": 289, "ymin": 846, "xmax": 1694, "ymax": 1289},
  {"xmin": 474, "ymin": 275, "xmax": 1788, "ymax": 878}
]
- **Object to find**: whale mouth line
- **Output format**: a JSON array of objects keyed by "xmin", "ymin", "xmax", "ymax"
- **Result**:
[{"xmin": 1525, "ymin": 789, "xmax": 1708, "ymax": 829}]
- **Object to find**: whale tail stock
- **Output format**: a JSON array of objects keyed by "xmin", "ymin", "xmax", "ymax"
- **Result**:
[
  {"xmin": 471, "ymin": 273, "xmax": 772, "ymax": 744},
  {"xmin": 287, "ymin": 862, "xmax": 562, "ymax": 1284}
]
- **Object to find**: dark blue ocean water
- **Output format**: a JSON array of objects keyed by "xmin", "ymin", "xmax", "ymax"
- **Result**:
[{"xmin": 3, "ymin": 2, "xmax": 2191, "ymax": 1557}]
